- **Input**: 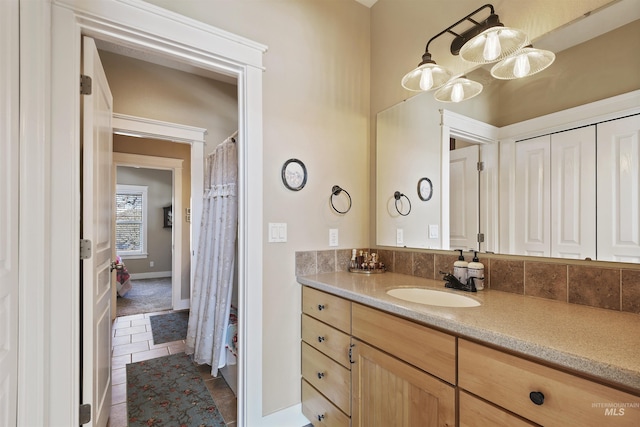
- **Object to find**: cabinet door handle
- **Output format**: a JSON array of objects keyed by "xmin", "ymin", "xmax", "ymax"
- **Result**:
[
  {"xmin": 317, "ymin": 372, "xmax": 325, "ymax": 379},
  {"xmin": 349, "ymin": 343, "xmax": 355, "ymax": 364},
  {"xmin": 529, "ymin": 391, "xmax": 545, "ymax": 405},
  {"xmin": 318, "ymin": 336, "xmax": 325, "ymax": 343},
  {"xmin": 317, "ymin": 414, "xmax": 325, "ymax": 421},
  {"xmin": 317, "ymin": 304, "xmax": 325, "ymax": 311}
]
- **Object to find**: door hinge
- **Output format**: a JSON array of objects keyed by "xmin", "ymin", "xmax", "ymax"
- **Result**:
[
  {"xmin": 80, "ymin": 74, "xmax": 92, "ymax": 95},
  {"xmin": 477, "ymin": 161, "xmax": 485, "ymax": 171},
  {"xmin": 80, "ymin": 239, "xmax": 92, "ymax": 260},
  {"xmin": 477, "ymin": 233, "xmax": 485, "ymax": 243},
  {"xmin": 79, "ymin": 404, "xmax": 91, "ymax": 424}
]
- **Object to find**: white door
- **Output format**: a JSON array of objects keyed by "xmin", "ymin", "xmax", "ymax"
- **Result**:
[
  {"xmin": 597, "ymin": 114, "xmax": 640, "ymax": 262},
  {"xmin": 551, "ymin": 126, "xmax": 596, "ymax": 259},
  {"xmin": 0, "ymin": 0, "xmax": 19, "ymax": 424},
  {"xmin": 515, "ymin": 135, "xmax": 551, "ymax": 257},
  {"xmin": 82, "ymin": 36, "xmax": 114, "ymax": 427},
  {"xmin": 450, "ymin": 145, "xmax": 479, "ymax": 251}
]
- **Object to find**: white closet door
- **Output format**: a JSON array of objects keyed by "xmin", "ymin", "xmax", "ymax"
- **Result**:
[
  {"xmin": 450, "ymin": 145, "xmax": 479, "ymax": 251},
  {"xmin": 515, "ymin": 135, "xmax": 551, "ymax": 257},
  {"xmin": 597, "ymin": 114, "xmax": 640, "ymax": 262},
  {"xmin": 551, "ymin": 127, "xmax": 596, "ymax": 259}
]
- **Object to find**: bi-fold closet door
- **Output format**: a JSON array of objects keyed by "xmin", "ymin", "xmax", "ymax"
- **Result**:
[
  {"xmin": 597, "ymin": 114, "xmax": 640, "ymax": 262},
  {"xmin": 514, "ymin": 126, "xmax": 596, "ymax": 259},
  {"xmin": 513, "ymin": 113, "xmax": 640, "ymax": 261}
]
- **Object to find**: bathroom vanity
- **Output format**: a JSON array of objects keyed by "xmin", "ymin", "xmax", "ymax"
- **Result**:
[{"xmin": 298, "ymin": 272, "xmax": 640, "ymax": 426}]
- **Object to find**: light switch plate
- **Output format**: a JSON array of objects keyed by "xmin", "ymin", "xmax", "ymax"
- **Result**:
[
  {"xmin": 329, "ymin": 229, "xmax": 339, "ymax": 247},
  {"xmin": 396, "ymin": 228, "xmax": 404, "ymax": 245},
  {"xmin": 268, "ymin": 223, "xmax": 287, "ymax": 243}
]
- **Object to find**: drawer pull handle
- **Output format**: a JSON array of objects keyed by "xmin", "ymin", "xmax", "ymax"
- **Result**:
[
  {"xmin": 317, "ymin": 372, "xmax": 325, "ymax": 379},
  {"xmin": 317, "ymin": 414, "xmax": 325, "ymax": 421},
  {"xmin": 317, "ymin": 304, "xmax": 325, "ymax": 311},
  {"xmin": 529, "ymin": 391, "xmax": 545, "ymax": 405},
  {"xmin": 318, "ymin": 336, "xmax": 325, "ymax": 343}
]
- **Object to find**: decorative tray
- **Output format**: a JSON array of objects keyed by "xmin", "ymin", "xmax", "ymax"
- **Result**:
[{"xmin": 348, "ymin": 267, "xmax": 386, "ymax": 274}]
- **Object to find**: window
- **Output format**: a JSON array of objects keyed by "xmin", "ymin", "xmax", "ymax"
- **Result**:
[{"xmin": 115, "ymin": 184, "xmax": 148, "ymax": 258}]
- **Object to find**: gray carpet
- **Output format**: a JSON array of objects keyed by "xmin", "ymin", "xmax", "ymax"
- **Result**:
[{"xmin": 116, "ymin": 277, "xmax": 172, "ymax": 317}]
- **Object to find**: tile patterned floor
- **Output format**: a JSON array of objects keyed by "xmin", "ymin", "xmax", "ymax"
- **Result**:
[{"xmin": 107, "ymin": 311, "xmax": 237, "ymax": 427}]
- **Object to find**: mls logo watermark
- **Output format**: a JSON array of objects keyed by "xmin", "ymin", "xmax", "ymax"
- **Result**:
[{"xmin": 592, "ymin": 402, "xmax": 639, "ymax": 416}]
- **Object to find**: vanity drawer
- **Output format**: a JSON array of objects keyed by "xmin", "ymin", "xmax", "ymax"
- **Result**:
[
  {"xmin": 302, "ymin": 342, "xmax": 351, "ymax": 415},
  {"xmin": 459, "ymin": 390, "xmax": 536, "ymax": 427},
  {"xmin": 302, "ymin": 314, "xmax": 352, "ymax": 368},
  {"xmin": 351, "ymin": 303, "xmax": 456, "ymax": 384},
  {"xmin": 302, "ymin": 379, "xmax": 350, "ymax": 427},
  {"xmin": 303, "ymin": 287, "xmax": 351, "ymax": 333},
  {"xmin": 459, "ymin": 339, "xmax": 640, "ymax": 426}
]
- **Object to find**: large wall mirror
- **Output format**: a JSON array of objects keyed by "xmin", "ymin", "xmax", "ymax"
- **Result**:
[{"xmin": 376, "ymin": 0, "xmax": 640, "ymax": 263}]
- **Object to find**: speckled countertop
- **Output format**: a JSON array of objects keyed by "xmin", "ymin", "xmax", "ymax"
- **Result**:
[{"xmin": 297, "ymin": 271, "xmax": 640, "ymax": 393}]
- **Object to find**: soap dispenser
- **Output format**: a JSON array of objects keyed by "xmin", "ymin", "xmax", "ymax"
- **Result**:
[
  {"xmin": 453, "ymin": 249, "xmax": 468, "ymax": 284},
  {"xmin": 468, "ymin": 251, "xmax": 485, "ymax": 290}
]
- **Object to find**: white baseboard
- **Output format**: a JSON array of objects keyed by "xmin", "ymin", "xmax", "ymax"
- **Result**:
[
  {"xmin": 174, "ymin": 298, "xmax": 190, "ymax": 311},
  {"xmin": 129, "ymin": 271, "xmax": 171, "ymax": 280},
  {"xmin": 260, "ymin": 404, "xmax": 309, "ymax": 427}
]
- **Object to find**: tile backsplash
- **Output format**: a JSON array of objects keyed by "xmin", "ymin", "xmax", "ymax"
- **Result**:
[{"xmin": 295, "ymin": 248, "xmax": 640, "ymax": 315}]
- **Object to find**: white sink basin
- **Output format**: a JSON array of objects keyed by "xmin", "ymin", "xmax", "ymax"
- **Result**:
[{"xmin": 386, "ymin": 288, "xmax": 481, "ymax": 308}]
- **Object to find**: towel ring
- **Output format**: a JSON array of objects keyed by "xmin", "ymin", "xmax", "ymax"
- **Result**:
[
  {"xmin": 394, "ymin": 191, "xmax": 411, "ymax": 216},
  {"xmin": 330, "ymin": 185, "xmax": 352, "ymax": 214}
]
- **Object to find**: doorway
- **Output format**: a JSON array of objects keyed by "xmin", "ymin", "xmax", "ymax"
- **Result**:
[
  {"xmin": 114, "ymin": 163, "xmax": 174, "ymax": 317},
  {"xmin": 39, "ymin": 2, "xmax": 269, "ymax": 425}
]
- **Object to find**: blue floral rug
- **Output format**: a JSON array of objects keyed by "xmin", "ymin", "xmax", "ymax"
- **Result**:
[
  {"xmin": 126, "ymin": 353, "xmax": 225, "ymax": 426},
  {"xmin": 149, "ymin": 311, "xmax": 189, "ymax": 344}
]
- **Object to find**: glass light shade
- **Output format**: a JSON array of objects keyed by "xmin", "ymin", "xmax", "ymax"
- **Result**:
[
  {"xmin": 434, "ymin": 77, "xmax": 483, "ymax": 103},
  {"xmin": 459, "ymin": 26, "xmax": 528, "ymax": 64},
  {"xmin": 401, "ymin": 63, "xmax": 453, "ymax": 92},
  {"xmin": 490, "ymin": 47, "xmax": 556, "ymax": 79}
]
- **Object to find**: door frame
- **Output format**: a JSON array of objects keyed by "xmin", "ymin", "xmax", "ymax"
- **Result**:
[
  {"xmin": 20, "ymin": 0, "xmax": 270, "ymax": 425},
  {"xmin": 113, "ymin": 153, "xmax": 185, "ymax": 314},
  {"xmin": 440, "ymin": 110, "xmax": 499, "ymax": 252},
  {"xmin": 112, "ymin": 113, "xmax": 207, "ymax": 314}
]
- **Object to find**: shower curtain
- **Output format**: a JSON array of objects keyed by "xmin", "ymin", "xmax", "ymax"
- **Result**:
[{"xmin": 186, "ymin": 135, "xmax": 237, "ymax": 376}]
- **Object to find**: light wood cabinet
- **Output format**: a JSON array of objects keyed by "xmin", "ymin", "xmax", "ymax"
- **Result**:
[
  {"xmin": 302, "ymin": 380, "xmax": 350, "ymax": 427},
  {"xmin": 351, "ymin": 302, "xmax": 456, "ymax": 384},
  {"xmin": 351, "ymin": 339, "xmax": 455, "ymax": 427},
  {"xmin": 302, "ymin": 286, "xmax": 351, "ymax": 333},
  {"xmin": 301, "ymin": 287, "xmax": 352, "ymax": 426},
  {"xmin": 301, "ymin": 286, "xmax": 640, "ymax": 427},
  {"xmin": 302, "ymin": 314, "xmax": 351, "ymax": 368},
  {"xmin": 459, "ymin": 390, "xmax": 537, "ymax": 427},
  {"xmin": 459, "ymin": 339, "xmax": 640, "ymax": 426}
]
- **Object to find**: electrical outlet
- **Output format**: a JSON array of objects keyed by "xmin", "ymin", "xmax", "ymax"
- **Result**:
[
  {"xmin": 429, "ymin": 224, "xmax": 439, "ymax": 239},
  {"xmin": 150, "ymin": 261, "xmax": 154, "ymax": 267},
  {"xmin": 329, "ymin": 229, "xmax": 339, "ymax": 247},
  {"xmin": 396, "ymin": 228, "xmax": 404, "ymax": 245}
]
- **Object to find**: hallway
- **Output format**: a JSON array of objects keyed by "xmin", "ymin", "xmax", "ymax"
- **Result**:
[{"xmin": 108, "ymin": 311, "xmax": 237, "ymax": 427}]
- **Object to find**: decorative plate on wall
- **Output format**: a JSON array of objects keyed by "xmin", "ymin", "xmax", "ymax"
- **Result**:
[
  {"xmin": 417, "ymin": 177, "xmax": 433, "ymax": 201},
  {"xmin": 281, "ymin": 158, "xmax": 307, "ymax": 191}
]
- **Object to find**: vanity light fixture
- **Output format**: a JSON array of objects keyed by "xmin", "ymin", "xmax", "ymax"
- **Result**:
[
  {"xmin": 490, "ymin": 45, "xmax": 556, "ymax": 79},
  {"xmin": 402, "ymin": 4, "xmax": 552, "ymax": 102},
  {"xmin": 434, "ymin": 76, "xmax": 483, "ymax": 103}
]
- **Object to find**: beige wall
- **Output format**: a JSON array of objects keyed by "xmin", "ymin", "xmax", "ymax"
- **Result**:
[
  {"xmin": 145, "ymin": 0, "xmax": 372, "ymax": 415},
  {"xmin": 116, "ymin": 166, "xmax": 173, "ymax": 274},
  {"xmin": 493, "ymin": 19, "xmax": 640, "ymax": 126},
  {"xmin": 370, "ymin": 0, "xmax": 616, "ymax": 115},
  {"xmin": 113, "ymin": 0, "xmax": 637, "ymax": 417},
  {"xmin": 113, "ymin": 136, "xmax": 192, "ymax": 301},
  {"xmin": 99, "ymin": 50, "xmax": 238, "ymax": 155}
]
